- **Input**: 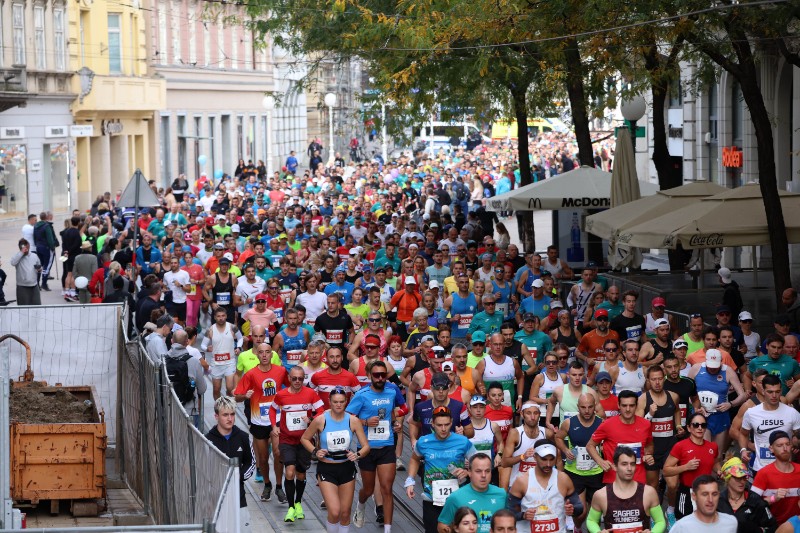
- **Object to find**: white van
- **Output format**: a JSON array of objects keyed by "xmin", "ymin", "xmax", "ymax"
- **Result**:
[{"xmin": 412, "ymin": 122, "xmax": 489, "ymax": 153}]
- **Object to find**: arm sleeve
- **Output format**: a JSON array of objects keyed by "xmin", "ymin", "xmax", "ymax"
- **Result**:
[
  {"xmin": 585, "ymin": 507, "xmax": 603, "ymax": 533},
  {"xmin": 567, "ymin": 491, "xmax": 584, "ymax": 517},
  {"xmin": 506, "ymin": 492, "xmax": 525, "ymax": 521},
  {"xmin": 649, "ymin": 505, "xmax": 666, "ymax": 533}
]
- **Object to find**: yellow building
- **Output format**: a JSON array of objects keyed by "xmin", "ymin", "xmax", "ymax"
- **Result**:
[{"xmin": 68, "ymin": 0, "xmax": 165, "ymax": 208}]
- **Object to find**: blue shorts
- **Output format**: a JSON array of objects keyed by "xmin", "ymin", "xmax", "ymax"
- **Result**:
[{"xmin": 707, "ymin": 412, "xmax": 730, "ymax": 436}]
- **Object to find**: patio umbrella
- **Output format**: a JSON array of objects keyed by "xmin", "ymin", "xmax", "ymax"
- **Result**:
[
  {"xmin": 585, "ymin": 180, "xmax": 728, "ymax": 240},
  {"xmin": 485, "ymin": 165, "xmax": 659, "ymax": 212},
  {"xmin": 616, "ymin": 183, "xmax": 800, "ymax": 249},
  {"xmin": 607, "ymin": 128, "xmax": 643, "ymax": 269}
]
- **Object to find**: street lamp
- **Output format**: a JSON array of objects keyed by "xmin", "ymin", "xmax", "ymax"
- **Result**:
[
  {"xmin": 324, "ymin": 92, "xmax": 337, "ymax": 160},
  {"xmin": 262, "ymin": 95, "xmax": 276, "ymax": 177},
  {"xmin": 621, "ymin": 94, "xmax": 646, "ymax": 153}
]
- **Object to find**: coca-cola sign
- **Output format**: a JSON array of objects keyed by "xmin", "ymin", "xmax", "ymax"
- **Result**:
[{"xmin": 689, "ymin": 233, "xmax": 724, "ymax": 247}]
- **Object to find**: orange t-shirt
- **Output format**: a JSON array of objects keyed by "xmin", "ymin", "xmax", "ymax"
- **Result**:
[
  {"xmin": 578, "ymin": 330, "xmax": 620, "ymax": 363},
  {"xmin": 687, "ymin": 348, "xmax": 737, "ymax": 368},
  {"xmin": 389, "ymin": 290, "xmax": 421, "ymax": 323},
  {"xmin": 233, "ymin": 364, "xmax": 289, "ymax": 426}
]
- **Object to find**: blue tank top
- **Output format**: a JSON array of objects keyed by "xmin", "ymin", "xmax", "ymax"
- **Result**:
[
  {"xmin": 280, "ymin": 329, "xmax": 307, "ymax": 369},
  {"xmin": 564, "ymin": 414, "xmax": 604, "ymax": 476},
  {"xmin": 694, "ymin": 363, "xmax": 729, "ymax": 411},
  {"xmin": 451, "ymin": 293, "xmax": 478, "ymax": 336},
  {"xmin": 492, "ymin": 281, "xmax": 513, "ymax": 319},
  {"xmin": 320, "ymin": 411, "xmax": 354, "ymax": 463}
]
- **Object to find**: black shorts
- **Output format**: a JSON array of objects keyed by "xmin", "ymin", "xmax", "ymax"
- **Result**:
[
  {"xmin": 317, "ymin": 460, "xmax": 357, "ymax": 486},
  {"xmin": 279, "ymin": 442, "xmax": 312, "ymax": 473},
  {"xmin": 170, "ymin": 301, "xmax": 187, "ymax": 321},
  {"xmin": 566, "ymin": 470, "xmax": 604, "ymax": 503},
  {"xmin": 646, "ymin": 445, "xmax": 674, "ymax": 471},
  {"xmin": 358, "ymin": 446, "xmax": 396, "ymax": 472},
  {"xmin": 250, "ymin": 424, "xmax": 273, "ymax": 440},
  {"xmin": 676, "ymin": 484, "xmax": 693, "ymax": 520}
]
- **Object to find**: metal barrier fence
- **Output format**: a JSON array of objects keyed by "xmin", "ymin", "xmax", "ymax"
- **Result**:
[{"xmin": 119, "ymin": 321, "xmax": 240, "ymax": 532}]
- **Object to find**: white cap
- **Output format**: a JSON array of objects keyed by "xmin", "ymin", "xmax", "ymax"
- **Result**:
[
  {"xmin": 738, "ymin": 311, "xmax": 753, "ymax": 321},
  {"xmin": 718, "ymin": 267, "xmax": 732, "ymax": 284},
  {"xmin": 534, "ymin": 443, "xmax": 557, "ymax": 458},
  {"xmin": 349, "ymin": 248, "xmax": 359, "ymax": 255},
  {"xmin": 404, "ymin": 276, "xmax": 417, "ymax": 285},
  {"xmin": 223, "ymin": 252, "xmax": 234, "ymax": 261},
  {"xmin": 429, "ymin": 280, "xmax": 440, "ymax": 289},
  {"xmin": 532, "ymin": 279, "xmax": 544, "ymax": 288},
  {"xmin": 550, "ymin": 300, "xmax": 564, "ymax": 309},
  {"xmin": 706, "ymin": 349, "xmax": 722, "ymax": 369},
  {"xmin": 654, "ymin": 318, "xmax": 670, "ymax": 328},
  {"xmin": 231, "ymin": 224, "xmax": 240, "ymax": 233},
  {"xmin": 216, "ymin": 214, "xmax": 226, "ymax": 221}
]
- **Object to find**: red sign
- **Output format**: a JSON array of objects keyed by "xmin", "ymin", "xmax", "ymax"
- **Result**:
[{"xmin": 722, "ymin": 146, "xmax": 743, "ymax": 168}]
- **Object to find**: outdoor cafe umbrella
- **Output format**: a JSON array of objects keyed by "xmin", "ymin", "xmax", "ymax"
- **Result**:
[
  {"xmin": 485, "ymin": 165, "xmax": 659, "ymax": 212},
  {"xmin": 585, "ymin": 180, "xmax": 727, "ymax": 241},
  {"xmin": 607, "ymin": 128, "xmax": 643, "ymax": 269},
  {"xmin": 615, "ymin": 182, "xmax": 800, "ymax": 249}
]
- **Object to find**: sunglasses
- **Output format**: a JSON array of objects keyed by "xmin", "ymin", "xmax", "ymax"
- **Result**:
[
  {"xmin": 545, "ymin": 360, "xmax": 557, "ymax": 365},
  {"xmin": 596, "ymin": 317, "xmax": 609, "ymax": 322},
  {"xmin": 368, "ymin": 318, "xmax": 381, "ymax": 322},
  {"xmin": 690, "ymin": 422, "xmax": 708, "ymax": 429},
  {"xmin": 269, "ymin": 286, "xmax": 279, "ymax": 290},
  {"xmin": 484, "ymin": 302, "xmax": 496, "ymax": 306},
  {"xmin": 255, "ymin": 300, "xmax": 267, "ymax": 303},
  {"xmin": 432, "ymin": 384, "xmax": 449, "ymax": 391},
  {"xmin": 740, "ymin": 319, "xmax": 753, "ymax": 323},
  {"xmin": 690, "ymin": 313, "xmax": 703, "ymax": 319},
  {"xmin": 605, "ymin": 348, "xmax": 618, "ymax": 352},
  {"xmin": 371, "ymin": 372, "xmax": 387, "ymax": 379},
  {"xmin": 432, "ymin": 406, "xmax": 451, "ymax": 415},
  {"xmin": 289, "ymin": 376, "xmax": 305, "ymax": 382},
  {"xmin": 330, "ymin": 387, "xmax": 347, "ymax": 395}
]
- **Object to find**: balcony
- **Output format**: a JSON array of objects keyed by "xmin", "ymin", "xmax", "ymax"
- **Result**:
[
  {"xmin": 71, "ymin": 69, "xmax": 166, "ymax": 118},
  {"xmin": 0, "ymin": 66, "xmax": 30, "ymax": 112}
]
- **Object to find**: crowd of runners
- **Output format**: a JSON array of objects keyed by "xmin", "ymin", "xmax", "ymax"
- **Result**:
[{"xmin": 26, "ymin": 135, "xmax": 800, "ymax": 533}]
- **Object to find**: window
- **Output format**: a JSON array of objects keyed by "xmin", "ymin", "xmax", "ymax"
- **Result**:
[
  {"xmin": 160, "ymin": 115, "xmax": 172, "ymax": 182},
  {"xmin": 177, "ymin": 115, "xmax": 186, "ymax": 174},
  {"xmin": 708, "ymin": 84, "xmax": 719, "ymax": 184},
  {"xmin": 12, "ymin": 4, "xmax": 25, "ymax": 66},
  {"xmin": 80, "ymin": 10, "xmax": 89, "ymax": 66},
  {"xmin": 203, "ymin": 14, "xmax": 211, "ymax": 66},
  {"xmin": 130, "ymin": 13, "xmax": 138, "ymax": 75},
  {"xmin": 54, "ymin": 7, "xmax": 66, "ymax": 71},
  {"xmin": 188, "ymin": 2, "xmax": 197, "ymax": 64},
  {"xmin": 108, "ymin": 14, "xmax": 122, "ymax": 73},
  {"xmin": 171, "ymin": 0, "xmax": 181, "ymax": 63},
  {"xmin": 158, "ymin": 2, "xmax": 167, "ymax": 65},
  {"xmin": 230, "ymin": 25, "xmax": 238, "ymax": 69},
  {"xmin": 668, "ymin": 78, "xmax": 683, "ymax": 109},
  {"xmin": 34, "ymin": 6, "xmax": 45, "ymax": 70},
  {"xmin": 243, "ymin": 26, "xmax": 252, "ymax": 69}
]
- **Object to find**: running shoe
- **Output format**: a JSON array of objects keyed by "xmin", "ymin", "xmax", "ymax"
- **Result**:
[
  {"xmin": 353, "ymin": 506, "xmax": 365, "ymax": 528},
  {"xmin": 260, "ymin": 483, "xmax": 272, "ymax": 502},
  {"xmin": 396, "ymin": 458, "xmax": 406, "ymax": 471},
  {"xmin": 666, "ymin": 510, "xmax": 676, "ymax": 530},
  {"xmin": 376, "ymin": 504, "xmax": 384, "ymax": 525},
  {"xmin": 255, "ymin": 468, "xmax": 264, "ymax": 483},
  {"xmin": 284, "ymin": 507, "xmax": 296, "ymax": 522},
  {"xmin": 320, "ymin": 500, "xmax": 327, "ymax": 509},
  {"xmin": 275, "ymin": 486, "xmax": 287, "ymax": 504},
  {"xmin": 294, "ymin": 502, "xmax": 304, "ymax": 520}
]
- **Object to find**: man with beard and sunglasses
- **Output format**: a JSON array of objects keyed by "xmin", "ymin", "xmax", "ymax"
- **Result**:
[
  {"xmin": 347, "ymin": 359, "xmax": 408, "ymax": 531},
  {"xmin": 310, "ymin": 344, "xmax": 361, "ymax": 409}
]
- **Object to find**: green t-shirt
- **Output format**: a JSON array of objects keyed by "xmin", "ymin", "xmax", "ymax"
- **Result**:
[
  {"xmin": 682, "ymin": 333, "xmax": 705, "ymax": 355},
  {"xmin": 466, "ymin": 350, "xmax": 486, "ymax": 369},
  {"xmin": 344, "ymin": 303, "xmax": 370, "ymax": 322},
  {"xmin": 513, "ymin": 330, "xmax": 553, "ymax": 366},
  {"xmin": 596, "ymin": 300, "xmax": 624, "ymax": 321},
  {"xmin": 237, "ymin": 350, "xmax": 281, "ymax": 374},
  {"xmin": 748, "ymin": 354, "xmax": 800, "ymax": 394},
  {"xmin": 437, "ymin": 483, "xmax": 507, "ymax": 533}
]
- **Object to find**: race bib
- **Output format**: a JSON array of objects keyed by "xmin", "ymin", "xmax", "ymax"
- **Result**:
[
  {"xmin": 259, "ymin": 402, "xmax": 271, "ymax": 423},
  {"xmin": 286, "ymin": 412, "xmax": 308, "ymax": 431},
  {"xmin": 496, "ymin": 303, "xmax": 509, "ymax": 317},
  {"xmin": 214, "ymin": 352, "xmax": 231, "ymax": 363},
  {"xmin": 698, "ymin": 391, "xmax": 719, "ymax": 413},
  {"xmin": 274, "ymin": 308, "xmax": 284, "ymax": 324},
  {"xmin": 326, "ymin": 330, "xmax": 344, "ymax": 344},
  {"xmin": 280, "ymin": 288, "xmax": 292, "ymax": 303},
  {"xmin": 625, "ymin": 325, "xmax": 642, "ymax": 341},
  {"xmin": 216, "ymin": 292, "xmax": 231, "ymax": 305},
  {"xmin": 519, "ymin": 459, "xmax": 537, "ymax": 473},
  {"xmin": 286, "ymin": 350, "xmax": 305, "ymax": 365},
  {"xmin": 502, "ymin": 389, "xmax": 512, "ymax": 407},
  {"xmin": 759, "ymin": 446, "xmax": 775, "ymax": 461},
  {"xmin": 306, "ymin": 319, "xmax": 316, "ymax": 328},
  {"xmin": 622, "ymin": 442, "xmax": 643, "ymax": 464},
  {"xmin": 367, "ymin": 420, "xmax": 390, "ymax": 441},
  {"xmin": 562, "ymin": 411, "xmax": 578, "ymax": 421},
  {"xmin": 458, "ymin": 314, "xmax": 473, "ymax": 328},
  {"xmin": 651, "ymin": 416, "xmax": 675, "ymax": 438},
  {"xmin": 678, "ymin": 403, "xmax": 687, "ymax": 426},
  {"xmin": 188, "ymin": 284, "xmax": 197, "ymax": 295},
  {"xmin": 611, "ymin": 522, "xmax": 643, "ymax": 533},
  {"xmin": 432, "ymin": 478, "xmax": 460, "ymax": 507},
  {"xmin": 575, "ymin": 446, "xmax": 597, "ymax": 471},
  {"xmin": 271, "ymin": 256, "xmax": 281, "ymax": 268},
  {"xmin": 326, "ymin": 430, "xmax": 350, "ymax": 452},
  {"xmin": 531, "ymin": 515, "xmax": 559, "ymax": 533}
]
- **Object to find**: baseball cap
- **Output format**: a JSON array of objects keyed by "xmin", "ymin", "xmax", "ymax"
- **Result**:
[
  {"xmin": 769, "ymin": 430, "xmax": 791, "ymax": 446},
  {"xmin": 420, "ymin": 334, "xmax": 436, "ymax": 344},
  {"xmin": 469, "ymin": 395, "xmax": 487, "ymax": 406},
  {"xmin": 534, "ymin": 442, "xmax": 557, "ymax": 458},
  {"xmin": 409, "ymin": 243, "xmax": 419, "ymax": 250},
  {"xmin": 362, "ymin": 264, "xmax": 373, "ymax": 272},
  {"xmin": 652, "ymin": 297, "xmax": 666, "ymax": 308},
  {"xmin": 205, "ymin": 216, "xmax": 215, "ymax": 225},
  {"xmin": 706, "ymin": 349, "xmax": 722, "ymax": 368},
  {"xmin": 718, "ymin": 267, "xmax": 732, "ymax": 283},
  {"xmin": 738, "ymin": 311, "xmax": 753, "ymax": 321},
  {"xmin": 213, "ymin": 242, "xmax": 225, "ymax": 250},
  {"xmin": 223, "ymin": 252, "xmax": 234, "ymax": 261},
  {"xmin": 654, "ymin": 318, "xmax": 670, "ymax": 328},
  {"xmin": 523, "ymin": 312, "xmax": 537, "ymax": 322},
  {"xmin": 254, "ymin": 293, "xmax": 268, "ymax": 302},
  {"xmin": 471, "ymin": 331, "xmax": 487, "ymax": 344},
  {"xmin": 404, "ymin": 276, "xmax": 417, "ymax": 285},
  {"xmin": 721, "ymin": 457, "xmax": 749, "ymax": 480},
  {"xmin": 672, "ymin": 339, "xmax": 688, "ymax": 350},
  {"xmin": 550, "ymin": 300, "xmax": 564, "ymax": 309},
  {"xmin": 431, "ymin": 346, "xmax": 447, "ymax": 357},
  {"xmin": 441, "ymin": 361, "xmax": 454, "ymax": 372},
  {"xmin": 429, "ymin": 280, "xmax": 440, "ymax": 289},
  {"xmin": 532, "ymin": 279, "xmax": 544, "ymax": 288},
  {"xmin": 216, "ymin": 214, "xmax": 226, "ymax": 221},
  {"xmin": 594, "ymin": 308, "xmax": 609, "ymax": 319},
  {"xmin": 775, "ymin": 314, "xmax": 791, "ymax": 325},
  {"xmin": 716, "ymin": 304, "xmax": 731, "ymax": 314},
  {"xmin": 431, "ymin": 372, "xmax": 450, "ymax": 388},
  {"xmin": 219, "ymin": 257, "xmax": 232, "ymax": 265},
  {"xmin": 231, "ymin": 224, "xmax": 240, "ymax": 233},
  {"xmin": 595, "ymin": 371, "xmax": 612, "ymax": 383}
]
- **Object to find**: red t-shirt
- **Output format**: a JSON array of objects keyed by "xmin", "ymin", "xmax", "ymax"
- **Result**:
[
  {"xmin": 270, "ymin": 386, "xmax": 324, "ymax": 444},
  {"xmin": 233, "ymin": 365, "xmax": 289, "ymax": 427},
  {"xmin": 591, "ymin": 415, "xmax": 653, "ymax": 484},
  {"xmin": 486, "ymin": 404, "xmax": 514, "ymax": 442},
  {"xmin": 599, "ymin": 395, "xmax": 619, "ymax": 418},
  {"xmin": 310, "ymin": 368, "xmax": 362, "ymax": 409},
  {"xmin": 752, "ymin": 461, "xmax": 800, "ymax": 523},
  {"xmin": 668, "ymin": 438, "xmax": 719, "ymax": 487}
]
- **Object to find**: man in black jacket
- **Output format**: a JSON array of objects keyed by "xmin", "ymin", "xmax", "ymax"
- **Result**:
[
  {"xmin": 33, "ymin": 211, "xmax": 59, "ymax": 291},
  {"xmin": 205, "ymin": 396, "xmax": 255, "ymax": 531}
]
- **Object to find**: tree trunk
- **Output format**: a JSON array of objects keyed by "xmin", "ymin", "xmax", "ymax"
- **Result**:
[
  {"xmin": 512, "ymin": 87, "xmax": 536, "ymax": 253},
  {"xmin": 563, "ymin": 38, "xmax": 595, "ymax": 167}
]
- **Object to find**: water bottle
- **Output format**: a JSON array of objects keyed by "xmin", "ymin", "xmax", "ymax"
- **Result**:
[{"xmin": 190, "ymin": 378, "xmax": 196, "ymax": 389}]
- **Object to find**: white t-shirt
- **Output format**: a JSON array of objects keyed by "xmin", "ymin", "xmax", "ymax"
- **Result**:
[
  {"xmin": 236, "ymin": 276, "xmax": 266, "ymax": 314},
  {"xmin": 671, "ymin": 513, "xmax": 737, "ymax": 533},
  {"xmin": 741, "ymin": 402, "xmax": 800, "ymax": 471},
  {"xmin": 742, "ymin": 331, "xmax": 761, "ymax": 360},
  {"xmin": 349, "ymin": 225, "xmax": 368, "ymax": 243},
  {"xmin": 186, "ymin": 344, "xmax": 203, "ymax": 361},
  {"xmin": 198, "ymin": 195, "xmax": 215, "ymax": 212},
  {"xmin": 296, "ymin": 290, "xmax": 328, "ymax": 325},
  {"xmin": 164, "ymin": 269, "xmax": 191, "ymax": 304}
]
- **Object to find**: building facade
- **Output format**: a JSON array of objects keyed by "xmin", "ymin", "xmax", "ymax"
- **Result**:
[{"xmin": 0, "ymin": 0, "xmax": 74, "ymax": 219}]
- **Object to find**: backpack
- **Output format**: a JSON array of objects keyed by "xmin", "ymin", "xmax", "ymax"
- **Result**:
[
  {"xmin": 166, "ymin": 353, "xmax": 196, "ymax": 405},
  {"xmin": 455, "ymin": 182, "xmax": 468, "ymax": 202}
]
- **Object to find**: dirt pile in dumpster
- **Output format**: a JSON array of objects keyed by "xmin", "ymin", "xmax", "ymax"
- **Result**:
[{"xmin": 9, "ymin": 382, "xmax": 96, "ymax": 424}]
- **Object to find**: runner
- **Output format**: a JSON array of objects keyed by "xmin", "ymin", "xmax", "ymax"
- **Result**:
[
  {"xmin": 751, "ymin": 430, "xmax": 800, "ymax": 524},
  {"xmin": 201, "ymin": 306, "xmax": 244, "ymax": 399},
  {"xmin": 315, "ymin": 293, "xmax": 355, "ymax": 350},
  {"xmin": 662, "ymin": 355, "xmax": 700, "ymax": 434},
  {"xmin": 716, "ymin": 457, "xmax": 777, "ymax": 531},
  {"xmin": 670, "ymin": 475, "xmax": 738, "ymax": 532},
  {"xmin": 299, "ymin": 339, "xmax": 328, "ymax": 385},
  {"xmin": 467, "ymin": 395, "xmax": 505, "ymax": 468},
  {"xmin": 300, "ymin": 387, "xmax": 370, "ymax": 533},
  {"xmin": 484, "ymin": 381, "xmax": 514, "ymax": 488},
  {"xmin": 410, "ymin": 371, "xmax": 474, "ymax": 446},
  {"xmin": 595, "ymin": 371, "xmax": 619, "ymax": 417},
  {"xmin": 311, "ymin": 344, "xmax": 361, "ymax": 409},
  {"xmin": 614, "ymin": 339, "xmax": 646, "ymax": 395},
  {"xmin": 475, "ymin": 333, "xmax": 524, "ymax": 412},
  {"xmin": 502, "ymin": 402, "xmax": 544, "ymax": 487},
  {"xmin": 545, "ymin": 361, "xmax": 604, "ymax": 433},
  {"xmin": 638, "ymin": 317, "xmax": 672, "ymax": 367},
  {"xmin": 585, "ymin": 446, "xmax": 666, "ymax": 533},
  {"xmin": 437, "ymin": 453, "xmax": 508, "ymax": 533},
  {"xmin": 529, "ymin": 351, "xmax": 567, "ymax": 429},
  {"xmin": 272, "ymin": 307, "xmax": 310, "ymax": 369},
  {"xmin": 575, "ymin": 309, "xmax": 619, "ymax": 367}
]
